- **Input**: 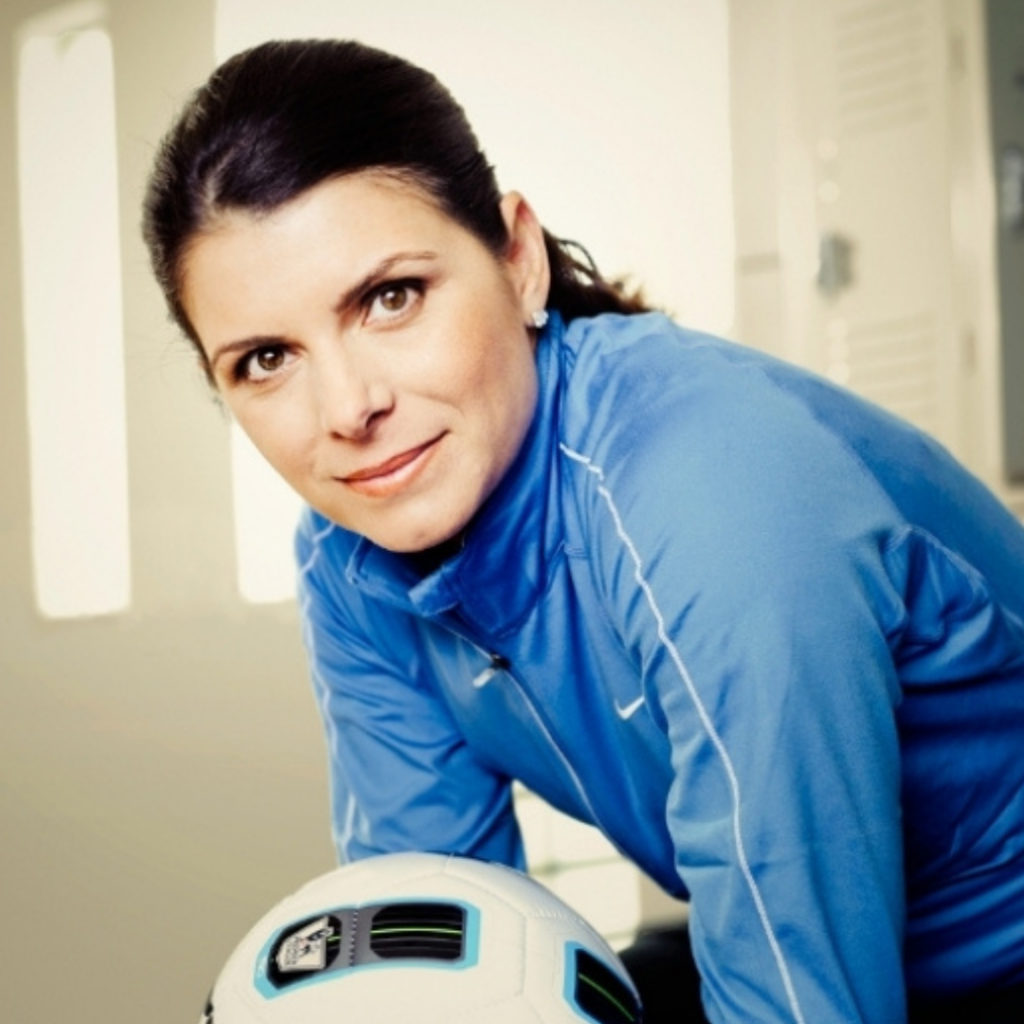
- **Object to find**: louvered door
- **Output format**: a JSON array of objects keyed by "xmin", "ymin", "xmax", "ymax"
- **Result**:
[{"xmin": 802, "ymin": 0, "xmax": 962, "ymax": 449}]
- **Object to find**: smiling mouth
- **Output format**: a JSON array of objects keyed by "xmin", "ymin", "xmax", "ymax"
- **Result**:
[{"xmin": 340, "ymin": 436, "xmax": 443, "ymax": 496}]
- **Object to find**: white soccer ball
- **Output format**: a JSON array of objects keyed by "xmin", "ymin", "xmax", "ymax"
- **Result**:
[{"xmin": 201, "ymin": 852, "xmax": 642, "ymax": 1024}]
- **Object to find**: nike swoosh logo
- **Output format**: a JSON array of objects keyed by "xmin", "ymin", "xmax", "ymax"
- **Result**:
[{"xmin": 614, "ymin": 695, "xmax": 645, "ymax": 720}]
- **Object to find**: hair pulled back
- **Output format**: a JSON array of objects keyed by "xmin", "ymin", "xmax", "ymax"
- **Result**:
[{"xmin": 142, "ymin": 38, "xmax": 647, "ymax": 356}]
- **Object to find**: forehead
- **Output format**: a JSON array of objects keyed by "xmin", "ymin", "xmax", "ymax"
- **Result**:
[
  {"xmin": 179, "ymin": 170, "xmax": 506, "ymax": 353},
  {"xmin": 181, "ymin": 173, "xmax": 466, "ymax": 305}
]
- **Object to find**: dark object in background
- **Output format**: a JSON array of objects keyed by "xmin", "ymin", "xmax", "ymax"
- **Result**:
[
  {"xmin": 986, "ymin": 0, "xmax": 1024, "ymax": 481},
  {"xmin": 619, "ymin": 922, "xmax": 708, "ymax": 1024}
]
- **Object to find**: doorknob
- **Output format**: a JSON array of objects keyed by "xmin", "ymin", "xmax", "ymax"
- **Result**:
[{"xmin": 816, "ymin": 232, "xmax": 855, "ymax": 297}]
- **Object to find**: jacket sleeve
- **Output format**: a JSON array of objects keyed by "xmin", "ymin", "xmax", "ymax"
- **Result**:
[
  {"xmin": 565, "ymin": 331, "xmax": 909, "ymax": 1023},
  {"xmin": 294, "ymin": 512, "xmax": 525, "ymax": 869}
]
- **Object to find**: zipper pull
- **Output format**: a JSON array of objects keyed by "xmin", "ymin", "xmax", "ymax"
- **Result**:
[{"xmin": 471, "ymin": 653, "xmax": 509, "ymax": 690}]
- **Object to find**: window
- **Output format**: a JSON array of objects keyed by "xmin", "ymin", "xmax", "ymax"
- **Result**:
[
  {"xmin": 16, "ymin": 7, "xmax": 130, "ymax": 618},
  {"xmin": 232, "ymin": 424, "xmax": 303, "ymax": 603}
]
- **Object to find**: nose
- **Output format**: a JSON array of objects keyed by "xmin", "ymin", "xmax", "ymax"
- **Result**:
[{"xmin": 312, "ymin": 347, "xmax": 392, "ymax": 439}]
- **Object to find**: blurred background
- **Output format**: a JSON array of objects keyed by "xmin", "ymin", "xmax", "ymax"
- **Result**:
[{"xmin": 0, "ymin": 1, "xmax": 1020, "ymax": 1021}]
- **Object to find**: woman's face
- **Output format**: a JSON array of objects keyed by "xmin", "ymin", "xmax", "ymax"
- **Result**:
[{"xmin": 181, "ymin": 173, "xmax": 549, "ymax": 552}]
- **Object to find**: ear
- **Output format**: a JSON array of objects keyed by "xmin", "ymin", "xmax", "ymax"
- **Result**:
[{"xmin": 498, "ymin": 192, "xmax": 551, "ymax": 324}]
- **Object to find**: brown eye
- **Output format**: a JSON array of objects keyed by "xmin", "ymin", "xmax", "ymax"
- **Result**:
[
  {"xmin": 365, "ymin": 279, "xmax": 424, "ymax": 324},
  {"xmin": 237, "ymin": 345, "xmax": 292, "ymax": 383},
  {"xmin": 255, "ymin": 348, "xmax": 285, "ymax": 373},
  {"xmin": 379, "ymin": 284, "xmax": 409, "ymax": 312}
]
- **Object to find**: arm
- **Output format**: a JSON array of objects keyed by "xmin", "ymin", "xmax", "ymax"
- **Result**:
[
  {"xmin": 565, "ymin": 325, "xmax": 909, "ymax": 1022},
  {"xmin": 295, "ymin": 511, "xmax": 525, "ymax": 868}
]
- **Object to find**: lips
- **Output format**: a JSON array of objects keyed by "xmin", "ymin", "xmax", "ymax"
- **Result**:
[{"xmin": 339, "ymin": 435, "xmax": 443, "ymax": 496}]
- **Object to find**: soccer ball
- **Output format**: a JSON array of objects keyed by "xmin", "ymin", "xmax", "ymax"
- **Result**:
[{"xmin": 201, "ymin": 852, "xmax": 642, "ymax": 1024}]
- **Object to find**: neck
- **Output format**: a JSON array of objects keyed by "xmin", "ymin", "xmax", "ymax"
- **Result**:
[{"xmin": 405, "ymin": 530, "xmax": 467, "ymax": 577}]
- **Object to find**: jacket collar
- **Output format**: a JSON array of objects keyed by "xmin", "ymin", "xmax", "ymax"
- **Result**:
[{"xmin": 344, "ymin": 313, "xmax": 566, "ymax": 638}]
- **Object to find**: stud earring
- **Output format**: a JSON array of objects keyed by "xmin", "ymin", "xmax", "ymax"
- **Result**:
[{"xmin": 530, "ymin": 309, "xmax": 549, "ymax": 329}]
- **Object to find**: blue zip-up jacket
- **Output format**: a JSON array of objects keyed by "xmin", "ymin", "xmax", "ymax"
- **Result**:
[{"xmin": 296, "ymin": 312, "xmax": 1024, "ymax": 1024}]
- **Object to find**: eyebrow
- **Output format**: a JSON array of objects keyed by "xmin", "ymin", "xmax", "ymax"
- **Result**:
[
  {"xmin": 206, "ymin": 250, "xmax": 440, "ymax": 375},
  {"xmin": 332, "ymin": 250, "xmax": 439, "ymax": 317}
]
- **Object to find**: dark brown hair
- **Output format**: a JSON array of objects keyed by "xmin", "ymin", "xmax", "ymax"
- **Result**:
[{"xmin": 142, "ymin": 38, "xmax": 648, "ymax": 366}]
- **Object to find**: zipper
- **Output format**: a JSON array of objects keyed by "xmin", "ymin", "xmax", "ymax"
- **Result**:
[
  {"xmin": 451, "ymin": 629, "xmax": 609, "ymax": 837},
  {"xmin": 470, "ymin": 652, "xmax": 510, "ymax": 689}
]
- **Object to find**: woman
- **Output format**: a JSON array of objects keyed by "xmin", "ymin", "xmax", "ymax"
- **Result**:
[{"xmin": 143, "ymin": 38, "xmax": 1024, "ymax": 1024}]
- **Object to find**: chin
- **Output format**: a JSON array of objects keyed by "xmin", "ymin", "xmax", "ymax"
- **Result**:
[
  {"xmin": 382, "ymin": 532, "xmax": 461, "ymax": 556},
  {"xmin": 324, "ymin": 489, "xmax": 477, "ymax": 554},
  {"xmin": 363, "ymin": 516, "xmax": 469, "ymax": 556}
]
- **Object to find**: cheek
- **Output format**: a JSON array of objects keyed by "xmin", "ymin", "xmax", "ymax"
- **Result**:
[
  {"xmin": 470, "ymin": 336, "xmax": 539, "ymax": 456},
  {"xmin": 419, "ymin": 303, "xmax": 531, "ymax": 412}
]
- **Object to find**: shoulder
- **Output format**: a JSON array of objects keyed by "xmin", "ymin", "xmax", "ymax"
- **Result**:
[
  {"xmin": 556, "ymin": 312, "xmax": 871, "ymax": 496},
  {"xmin": 294, "ymin": 506, "xmax": 363, "ymax": 611},
  {"xmin": 296, "ymin": 505, "xmax": 351, "ymax": 568},
  {"xmin": 553, "ymin": 313, "xmax": 903, "ymax": 592},
  {"xmin": 294, "ymin": 508, "xmax": 420, "ymax": 665},
  {"xmin": 558, "ymin": 312, "xmax": 821, "ymax": 447}
]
